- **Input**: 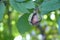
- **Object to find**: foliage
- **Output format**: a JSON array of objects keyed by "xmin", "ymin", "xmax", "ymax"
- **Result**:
[
  {"xmin": 0, "ymin": 0, "xmax": 60, "ymax": 40},
  {"xmin": 0, "ymin": 2, "xmax": 5, "ymax": 21}
]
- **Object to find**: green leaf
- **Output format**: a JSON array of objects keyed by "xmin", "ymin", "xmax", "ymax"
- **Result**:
[
  {"xmin": 15, "ymin": 0, "xmax": 25, "ymax": 2},
  {"xmin": 57, "ymin": 16, "xmax": 60, "ymax": 34},
  {"xmin": 39, "ymin": 0, "xmax": 60, "ymax": 14},
  {"xmin": 24, "ymin": 1, "xmax": 35, "ymax": 9},
  {"xmin": 0, "ymin": 2, "xmax": 5, "ymax": 21},
  {"xmin": 9, "ymin": 0, "xmax": 29, "ymax": 13},
  {"xmin": 16, "ymin": 14, "xmax": 32, "ymax": 34}
]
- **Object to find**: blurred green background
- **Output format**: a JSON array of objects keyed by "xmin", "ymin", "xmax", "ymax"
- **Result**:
[{"xmin": 0, "ymin": 0, "xmax": 60, "ymax": 40}]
